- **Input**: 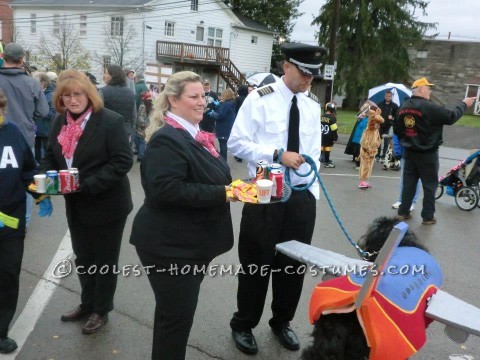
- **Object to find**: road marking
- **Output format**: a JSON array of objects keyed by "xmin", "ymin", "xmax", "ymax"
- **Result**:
[
  {"xmin": 320, "ymin": 173, "xmax": 401, "ymax": 180},
  {"xmin": 4, "ymin": 230, "xmax": 73, "ymax": 359},
  {"xmin": 449, "ymin": 355, "xmax": 474, "ymax": 360}
]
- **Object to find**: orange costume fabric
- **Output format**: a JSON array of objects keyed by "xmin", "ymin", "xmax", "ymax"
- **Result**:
[
  {"xmin": 309, "ymin": 247, "xmax": 443, "ymax": 360},
  {"xmin": 359, "ymin": 109, "xmax": 384, "ymax": 181}
]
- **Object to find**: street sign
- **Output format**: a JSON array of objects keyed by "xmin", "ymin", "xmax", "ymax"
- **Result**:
[{"xmin": 323, "ymin": 64, "xmax": 335, "ymax": 80}]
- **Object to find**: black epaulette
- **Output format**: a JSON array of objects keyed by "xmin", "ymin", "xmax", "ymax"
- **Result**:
[
  {"xmin": 306, "ymin": 91, "xmax": 320, "ymax": 104},
  {"xmin": 256, "ymin": 86, "xmax": 274, "ymax": 97}
]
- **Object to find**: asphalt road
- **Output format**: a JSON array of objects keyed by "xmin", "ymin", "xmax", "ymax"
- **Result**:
[{"xmin": 9, "ymin": 143, "xmax": 480, "ymax": 360}]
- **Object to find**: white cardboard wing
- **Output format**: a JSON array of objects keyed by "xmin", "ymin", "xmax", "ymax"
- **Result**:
[
  {"xmin": 426, "ymin": 289, "xmax": 480, "ymax": 341},
  {"xmin": 275, "ymin": 240, "xmax": 371, "ymax": 276}
]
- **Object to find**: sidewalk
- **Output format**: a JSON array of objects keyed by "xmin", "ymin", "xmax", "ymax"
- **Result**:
[{"xmin": 337, "ymin": 126, "xmax": 479, "ymax": 162}]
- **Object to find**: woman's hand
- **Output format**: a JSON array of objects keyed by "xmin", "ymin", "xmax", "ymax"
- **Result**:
[{"xmin": 225, "ymin": 185, "xmax": 237, "ymax": 202}]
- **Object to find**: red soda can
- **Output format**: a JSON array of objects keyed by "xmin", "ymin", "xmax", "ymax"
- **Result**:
[
  {"xmin": 59, "ymin": 170, "xmax": 72, "ymax": 193},
  {"xmin": 269, "ymin": 169, "xmax": 284, "ymax": 199},
  {"xmin": 69, "ymin": 168, "xmax": 80, "ymax": 190}
]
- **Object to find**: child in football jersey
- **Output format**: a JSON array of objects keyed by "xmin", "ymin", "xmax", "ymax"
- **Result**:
[{"xmin": 320, "ymin": 102, "xmax": 338, "ymax": 168}]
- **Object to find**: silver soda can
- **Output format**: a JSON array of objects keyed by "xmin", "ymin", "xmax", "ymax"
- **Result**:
[
  {"xmin": 69, "ymin": 168, "xmax": 80, "ymax": 191},
  {"xmin": 256, "ymin": 160, "xmax": 269, "ymax": 181}
]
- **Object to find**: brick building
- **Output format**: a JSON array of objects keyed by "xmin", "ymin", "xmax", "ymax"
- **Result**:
[
  {"xmin": 408, "ymin": 39, "xmax": 480, "ymax": 114},
  {"xmin": 0, "ymin": 0, "xmax": 13, "ymax": 45}
]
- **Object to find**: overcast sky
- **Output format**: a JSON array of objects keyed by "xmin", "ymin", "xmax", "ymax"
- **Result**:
[{"xmin": 290, "ymin": 0, "xmax": 480, "ymax": 44}]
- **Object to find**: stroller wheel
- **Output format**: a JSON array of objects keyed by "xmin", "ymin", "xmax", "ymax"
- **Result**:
[
  {"xmin": 435, "ymin": 184, "xmax": 444, "ymax": 200},
  {"xmin": 455, "ymin": 186, "xmax": 479, "ymax": 211}
]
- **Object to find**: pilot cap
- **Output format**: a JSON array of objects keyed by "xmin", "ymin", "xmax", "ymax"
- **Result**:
[{"xmin": 281, "ymin": 42, "xmax": 326, "ymax": 76}]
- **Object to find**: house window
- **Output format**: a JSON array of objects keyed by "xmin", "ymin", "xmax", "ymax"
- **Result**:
[
  {"xmin": 30, "ymin": 14, "xmax": 36, "ymax": 34},
  {"xmin": 207, "ymin": 27, "xmax": 222, "ymax": 47},
  {"xmin": 111, "ymin": 16, "xmax": 124, "ymax": 36},
  {"xmin": 191, "ymin": 0, "xmax": 198, "ymax": 11},
  {"xmin": 196, "ymin": 26, "xmax": 204, "ymax": 41},
  {"xmin": 251, "ymin": 36, "xmax": 258, "ymax": 44},
  {"xmin": 103, "ymin": 55, "xmax": 111, "ymax": 69},
  {"xmin": 53, "ymin": 14, "xmax": 60, "ymax": 35},
  {"xmin": 80, "ymin": 15, "xmax": 87, "ymax": 37},
  {"xmin": 416, "ymin": 50, "xmax": 428, "ymax": 59},
  {"xmin": 165, "ymin": 21, "xmax": 175, "ymax": 37}
]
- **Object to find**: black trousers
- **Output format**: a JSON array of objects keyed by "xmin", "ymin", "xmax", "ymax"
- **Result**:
[
  {"xmin": 0, "ymin": 236, "xmax": 24, "ymax": 338},
  {"xmin": 399, "ymin": 149, "xmax": 439, "ymax": 220},
  {"xmin": 136, "ymin": 249, "xmax": 206, "ymax": 360},
  {"xmin": 230, "ymin": 190, "xmax": 316, "ymax": 331},
  {"xmin": 218, "ymin": 138, "xmax": 228, "ymax": 160},
  {"xmin": 34, "ymin": 136, "xmax": 49, "ymax": 163},
  {"xmin": 68, "ymin": 216, "xmax": 127, "ymax": 315}
]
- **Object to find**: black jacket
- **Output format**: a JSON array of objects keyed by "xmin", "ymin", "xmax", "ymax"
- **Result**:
[
  {"xmin": 41, "ymin": 108, "xmax": 133, "ymax": 225},
  {"xmin": 378, "ymin": 100, "xmax": 399, "ymax": 135},
  {"xmin": 100, "ymin": 85, "xmax": 136, "ymax": 134},
  {"xmin": 0, "ymin": 122, "xmax": 36, "ymax": 239},
  {"xmin": 130, "ymin": 123, "xmax": 234, "ymax": 262},
  {"xmin": 394, "ymin": 95, "xmax": 467, "ymax": 152},
  {"xmin": 200, "ymin": 90, "xmax": 218, "ymax": 133}
]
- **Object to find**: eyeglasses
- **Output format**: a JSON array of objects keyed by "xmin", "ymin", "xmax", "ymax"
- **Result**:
[{"xmin": 62, "ymin": 92, "xmax": 86, "ymax": 100}]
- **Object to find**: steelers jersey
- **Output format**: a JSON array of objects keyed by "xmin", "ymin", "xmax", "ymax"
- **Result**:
[{"xmin": 321, "ymin": 113, "xmax": 338, "ymax": 147}]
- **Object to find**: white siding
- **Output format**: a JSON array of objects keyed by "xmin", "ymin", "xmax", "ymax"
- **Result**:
[
  {"xmin": 13, "ymin": 0, "xmax": 274, "ymax": 83},
  {"xmin": 230, "ymin": 28, "xmax": 274, "ymax": 75},
  {"xmin": 13, "ymin": 7, "xmax": 144, "ymax": 81}
]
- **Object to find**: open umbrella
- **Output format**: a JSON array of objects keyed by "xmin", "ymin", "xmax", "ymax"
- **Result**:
[
  {"xmin": 246, "ymin": 72, "xmax": 280, "ymax": 88},
  {"xmin": 368, "ymin": 83, "xmax": 412, "ymax": 106}
]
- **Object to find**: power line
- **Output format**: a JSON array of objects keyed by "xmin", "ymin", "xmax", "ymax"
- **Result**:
[{"xmin": 7, "ymin": 0, "xmax": 225, "ymax": 25}]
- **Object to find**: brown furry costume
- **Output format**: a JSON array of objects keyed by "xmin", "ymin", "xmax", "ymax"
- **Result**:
[{"xmin": 359, "ymin": 109, "xmax": 384, "ymax": 181}]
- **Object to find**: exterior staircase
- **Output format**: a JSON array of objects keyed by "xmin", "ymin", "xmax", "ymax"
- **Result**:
[{"xmin": 156, "ymin": 41, "xmax": 247, "ymax": 91}]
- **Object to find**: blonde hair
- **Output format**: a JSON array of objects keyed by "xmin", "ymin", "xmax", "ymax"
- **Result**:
[
  {"xmin": 53, "ymin": 69, "xmax": 103, "ymax": 113},
  {"xmin": 145, "ymin": 71, "xmax": 202, "ymax": 142},
  {"xmin": 220, "ymin": 88, "xmax": 235, "ymax": 102}
]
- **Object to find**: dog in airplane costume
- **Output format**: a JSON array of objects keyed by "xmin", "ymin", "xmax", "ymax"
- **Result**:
[
  {"xmin": 276, "ymin": 216, "xmax": 480, "ymax": 360},
  {"xmin": 301, "ymin": 217, "xmax": 440, "ymax": 360}
]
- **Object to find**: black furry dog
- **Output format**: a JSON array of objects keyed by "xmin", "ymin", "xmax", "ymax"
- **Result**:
[{"xmin": 302, "ymin": 216, "xmax": 428, "ymax": 360}]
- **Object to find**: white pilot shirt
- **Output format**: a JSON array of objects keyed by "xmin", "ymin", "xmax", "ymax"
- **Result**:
[{"xmin": 228, "ymin": 77, "xmax": 322, "ymax": 198}]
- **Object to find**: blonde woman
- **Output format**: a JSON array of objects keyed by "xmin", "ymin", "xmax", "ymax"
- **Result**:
[{"xmin": 129, "ymin": 71, "xmax": 234, "ymax": 359}]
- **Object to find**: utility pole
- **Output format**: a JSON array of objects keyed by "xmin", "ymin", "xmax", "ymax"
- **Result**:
[{"xmin": 325, "ymin": 0, "xmax": 340, "ymax": 104}]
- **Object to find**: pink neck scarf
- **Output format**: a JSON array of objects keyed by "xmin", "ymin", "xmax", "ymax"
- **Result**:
[
  {"xmin": 164, "ymin": 115, "xmax": 219, "ymax": 158},
  {"xmin": 57, "ymin": 107, "xmax": 92, "ymax": 159}
]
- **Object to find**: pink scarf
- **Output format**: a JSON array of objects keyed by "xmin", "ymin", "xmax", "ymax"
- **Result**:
[
  {"xmin": 164, "ymin": 115, "xmax": 220, "ymax": 158},
  {"xmin": 57, "ymin": 107, "xmax": 92, "ymax": 159}
]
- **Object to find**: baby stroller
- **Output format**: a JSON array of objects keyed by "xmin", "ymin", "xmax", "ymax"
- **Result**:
[{"xmin": 435, "ymin": 149, "xmax": 480, "ymax": 211}]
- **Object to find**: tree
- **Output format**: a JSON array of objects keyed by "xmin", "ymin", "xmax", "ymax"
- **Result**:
[
  {"xmin": 313, "ymin": 0, "xmax": 437, "ymax": 108},
  {"xmin": 223, "ymin": 0, "xmax": 304, "ymax": 73},
  {"xmin": 93, "ymin": 20, "xmax": 142, "ymax": 72},
  {"xmin": 35, "ymin": 19, "xmax": 90, "ymax": 72}
]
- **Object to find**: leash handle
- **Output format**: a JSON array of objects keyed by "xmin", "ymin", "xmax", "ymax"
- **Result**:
[{"xmin": 281, "ymin": 151, "xmax": 369, "ymax": 259}]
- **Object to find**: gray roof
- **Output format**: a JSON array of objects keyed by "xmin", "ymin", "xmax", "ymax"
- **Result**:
[
  {"xmin": 12, "ymin": 0, "xmax": 150, "ymax": 6},
  {"xmin": 231, "ymin": 10, "xmax": 275, "ymax": 34}
]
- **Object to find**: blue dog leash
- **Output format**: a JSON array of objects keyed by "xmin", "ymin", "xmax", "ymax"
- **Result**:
[{"xmin": 277, "ymin": 149, "xmax": 371, "ymax": 259}]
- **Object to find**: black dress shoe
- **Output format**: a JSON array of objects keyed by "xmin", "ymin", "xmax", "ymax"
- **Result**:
[
  {"xmin": 82, "ymin": 313, "xmax": 108, "ymax": 334},
  {"xmin": 271, "ymin": 326, "xmax": 300, "ymax": 350},
  {"xmin": 0, "ymin": 337, "xmax": 18, "ymax": 354},
  {"xmin": 61, "ymin": 305, "xmax": 92, "ymax": 322},
  {"xmin": 232, "ymin": 329, "xmax": 258, "ymax": 355}
]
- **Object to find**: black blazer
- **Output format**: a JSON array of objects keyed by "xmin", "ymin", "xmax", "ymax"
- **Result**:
[
  {"xmin": 42, "ymin": 108, "xmax": 133, "ymax": 225},
  {"xmin": 130, "ymin": 124, "xmax": 234, "ymax": 262}
]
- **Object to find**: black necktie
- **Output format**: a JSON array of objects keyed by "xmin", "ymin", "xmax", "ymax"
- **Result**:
[{"xmin": 287, "ymin": 95, "xmax": 300, "ymax": 153}]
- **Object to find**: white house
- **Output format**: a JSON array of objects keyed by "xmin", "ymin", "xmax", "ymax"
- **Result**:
[{"xmin": 11, "ymin": 0, "xmax": 275, "ymax": 90}]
